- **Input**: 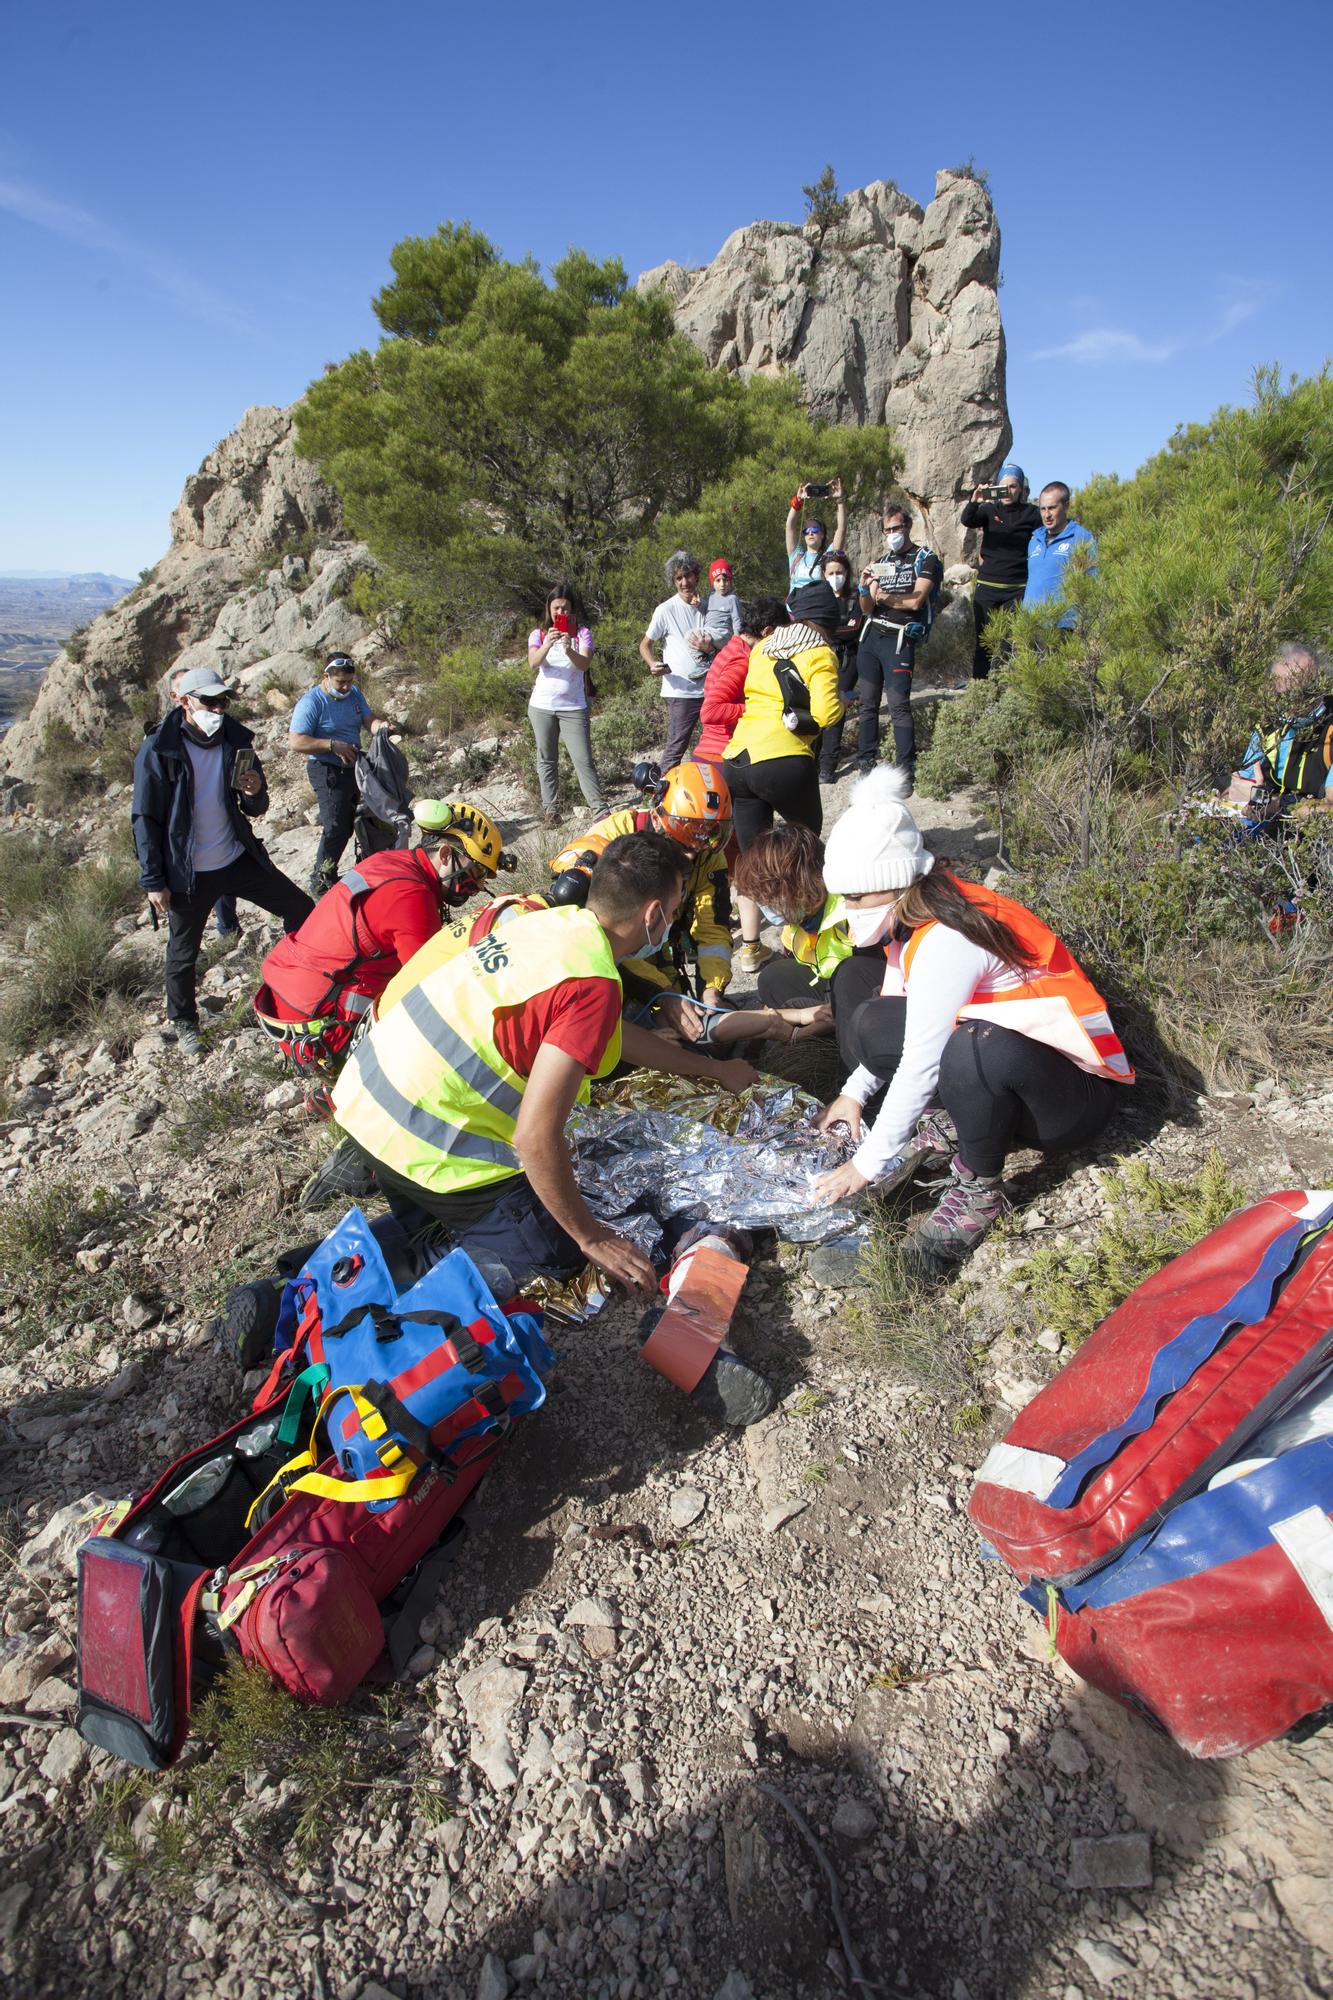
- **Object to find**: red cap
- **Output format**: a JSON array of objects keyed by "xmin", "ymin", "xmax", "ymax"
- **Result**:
[{"xmin": 709, "ymin": 559, "xmax": 733, "ymax": 583}]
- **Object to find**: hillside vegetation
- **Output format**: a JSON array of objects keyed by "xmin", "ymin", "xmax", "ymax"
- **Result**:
[
  {"xmin": 295, "ymin": 221, "xmax": 903, "ymax": 751},
  {"xmin": 920, "ymin": 366, "xmax": 1333, "ymax": 1088}
]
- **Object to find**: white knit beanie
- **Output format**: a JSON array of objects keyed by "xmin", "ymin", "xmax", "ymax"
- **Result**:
[{"xmin": 822, "ymin": 766, "xmax": 935, "ymax": 893}]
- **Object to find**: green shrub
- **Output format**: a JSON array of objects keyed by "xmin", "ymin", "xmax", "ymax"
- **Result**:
[
  {"xmin": 850, "ymin": 1222, "xmax": 993, "ymax": 1403},
  {"xmin": 0, "ymin": 854, "xmax": 151, "ymax": 1059},
  {"xmin": 167, "ymin": 1084, "xmax": 251, "ymax": 1155},
  {"xmin": 0, "ymin": 835, "xmax": 73, "ymax": 927},
  {"xmin": 590, "ymin": 676, "xmax": 661, "ymax": 782},
  {"xmin": 0, "ymin": 1179, "xmax": 124, "ymax": 1357},
  {"xmin": 1017, "ymin": 1150, "xmax": 1247, "ymax": 1350}
]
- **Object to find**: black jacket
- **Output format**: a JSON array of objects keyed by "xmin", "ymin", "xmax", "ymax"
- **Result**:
[
  {"xmin": 960, "ymin": 498, "xmax": 1043, "ymax": 590},
  {"xmin": 132, "ymin": 707, "xmax": 272, "ymax": 896}
]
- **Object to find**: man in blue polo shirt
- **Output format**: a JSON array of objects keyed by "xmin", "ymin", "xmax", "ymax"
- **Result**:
[
  {"xmin": 289, "ymin": 653, "xmax": 391, "ymax": 898},
  {"xmin": 1023, "ymin": 483, "xmax": 1097, "ymax": 629}
]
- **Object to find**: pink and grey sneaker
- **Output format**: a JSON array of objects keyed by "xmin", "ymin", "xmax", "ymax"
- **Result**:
[{"xmin": 909, "ymin": 1157, "xmax": 1009, "ymax": 1268}]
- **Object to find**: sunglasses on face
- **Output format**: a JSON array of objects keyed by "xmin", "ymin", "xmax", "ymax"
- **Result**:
[{"xmin": 193, "ymin": 694, "xmax": 231, "ymax": 709}]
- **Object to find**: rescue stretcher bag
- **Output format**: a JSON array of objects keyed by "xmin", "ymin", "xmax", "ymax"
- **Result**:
[
  {"xmin": 969, "ymin": 1189, "xmax": 1333, "ymax": 1758},
  {"xmin": 75, "ymin": 1212, "xmax": 550, "ymax": 1769}
]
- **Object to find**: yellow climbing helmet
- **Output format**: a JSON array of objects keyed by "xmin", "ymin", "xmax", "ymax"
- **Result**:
[{"xmin": 412, "ymin": 798, "xmax": 512, "ymax": 876}]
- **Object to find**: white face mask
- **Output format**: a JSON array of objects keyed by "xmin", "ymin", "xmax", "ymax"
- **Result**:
[
  {"xmin": 843, "ymin": 902, "xmax": 897, "ymax": 947},
  {"xmin": 643, "ymin": 904, "xmax": 671, "ymax": 956},
  {"xmin": 188, "ymin": 704, "xmax": 224, "ymax": 740},
  {"xmin": 827, "ymin": 572, "xmax": 847, "ymax": 594},
  {"xmin": 885, "ymin": 530, "xmax": 907, "ymax": 555}
]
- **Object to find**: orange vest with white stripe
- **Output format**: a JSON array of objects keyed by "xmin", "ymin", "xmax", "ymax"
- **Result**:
[{"xmin": 888, "ymin": 879, "xmax": 1134, "ymax": 1084}]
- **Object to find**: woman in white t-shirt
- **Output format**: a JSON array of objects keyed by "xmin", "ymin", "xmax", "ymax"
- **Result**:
[{"xmin": 527, "ymin": 584, "xmax": 608, "ymax": 827}]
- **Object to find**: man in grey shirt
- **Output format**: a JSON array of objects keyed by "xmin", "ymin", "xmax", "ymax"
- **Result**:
[{"xmin": 640, "ymin": 549, "xmax": 712, "ymax": 771}]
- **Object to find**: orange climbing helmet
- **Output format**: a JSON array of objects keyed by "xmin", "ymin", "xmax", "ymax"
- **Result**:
[{"xmin": 653, "ymin": 760, "xmax": 732, "ymax": 853}]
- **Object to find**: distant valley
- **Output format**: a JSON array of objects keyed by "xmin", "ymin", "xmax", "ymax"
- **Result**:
[{"xmin": 0, "ymin": 571, "xmax": 135, "ymax": 725}]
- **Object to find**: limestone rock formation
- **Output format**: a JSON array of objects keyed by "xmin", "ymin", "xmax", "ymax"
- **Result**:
[
  {"xmin": 0, "ymin": 405, "xmax": 374, "ymax": 780},
  {"xmin": 638, "ymin": 171, "xmax": 1010, "ymax": 565}
]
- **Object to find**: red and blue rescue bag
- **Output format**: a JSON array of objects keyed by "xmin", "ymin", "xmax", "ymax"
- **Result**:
[
  {"xmin": 76, "ymin": 1211, "xmax": 550, "ymax": 1768},
  {"xmin": 969, "ymin": 1189, "xmax": 1333, "ymax": 1758}
]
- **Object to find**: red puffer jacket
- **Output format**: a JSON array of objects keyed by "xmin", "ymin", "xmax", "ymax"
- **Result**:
[{"xmin": 695, "ymin": 636, "xmax": 752, "ymax": 761}]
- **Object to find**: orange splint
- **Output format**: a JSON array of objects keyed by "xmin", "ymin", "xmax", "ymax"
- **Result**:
[{"xmin": 641, "ymin": 1243, "xmax": 749, "ymax": 1393}]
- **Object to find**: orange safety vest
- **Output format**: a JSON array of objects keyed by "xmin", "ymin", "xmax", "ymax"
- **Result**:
[{"xmin": 884, "ymin": 878, "xmax": 1134, "ymax": 1084}]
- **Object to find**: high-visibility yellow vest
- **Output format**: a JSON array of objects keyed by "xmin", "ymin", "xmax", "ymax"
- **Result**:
[
  {"xmin": 783, "ymin": 894, "xmax": 852, "ymax": 979},
  {"xmin": 378, "ymin": 894, "xmax": 549, "ymax": 1016},
  {"xmin": 331, "ymin": 905, "xmax": 623, "ymax": 1197}
]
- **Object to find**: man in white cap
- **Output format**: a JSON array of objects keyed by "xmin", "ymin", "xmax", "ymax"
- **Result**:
[{"xmin": 132, "ymin": 666, "xmax": 313, "ymax": 1057}]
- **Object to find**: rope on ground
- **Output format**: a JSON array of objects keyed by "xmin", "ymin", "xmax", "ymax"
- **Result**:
[{"xmin": 756, "ymin": 1781, "xmax": 884, "ymax": 1996}]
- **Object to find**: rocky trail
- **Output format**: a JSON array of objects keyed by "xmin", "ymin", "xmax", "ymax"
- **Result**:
[{"xmin": 1, "ymin": 729, "xmax": 1332, "ymax": 2000}]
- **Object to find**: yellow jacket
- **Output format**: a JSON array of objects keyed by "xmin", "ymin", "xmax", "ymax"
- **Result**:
[
  {"xmin": 723, "ymin": 623, "xmax": 842, "ymax": 765},
  {"xmin": 552, "ymin": 806, "xmax": 732, "ymax": 995}
]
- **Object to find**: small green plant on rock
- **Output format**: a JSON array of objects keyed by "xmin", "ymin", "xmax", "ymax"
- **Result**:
[{"xmin": 1016, "ymin": 1150, "xmax": 1247, "ymax": 1350}]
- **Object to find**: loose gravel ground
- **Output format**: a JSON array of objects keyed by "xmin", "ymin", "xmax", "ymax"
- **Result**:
[{"xmin": 1, "ymin": 751, "xmax": 1331, "ymax": 2000}]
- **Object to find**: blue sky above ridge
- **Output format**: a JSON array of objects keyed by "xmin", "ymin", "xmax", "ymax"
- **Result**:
[{"xmin": 2, "ymin": 0, "xmax": 1330, "ymax": 574}]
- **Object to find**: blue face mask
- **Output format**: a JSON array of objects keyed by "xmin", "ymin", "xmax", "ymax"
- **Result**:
[{"xmin": 758, "ymin": 904, "xmax": 785, "ymax": 926}]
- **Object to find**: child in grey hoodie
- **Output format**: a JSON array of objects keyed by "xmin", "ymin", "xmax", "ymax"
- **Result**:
[{"xmin": 703, "ymin": 558, "xmax": 743, "ymax": 656}]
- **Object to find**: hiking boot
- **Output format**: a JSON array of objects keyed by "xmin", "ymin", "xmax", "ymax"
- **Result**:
[
  {"xmin": 299, "ymin": 1136, "xmax": 379, "ymax": 1209},
  {"xmin": 737, "ymin": 941, "xmax": 773, "ymax": 975},
  {"xmin": 217, "ymin": 1280, "xmax": 281, "ymax": 1369},
  {"xmin": 907, "ymin": 1105, "xmax": 959, "ymax": 1181},
  {"xmin": 691, "ymin": 1345, "xmax": 777, "ymax": 1428},
  {"xmin": 175, "ymin": 1021, "xmax": 205, "ymax": 1059},
  {"xmin": 893, "ymin": 763, "xmax": 916, "ymax": 799},
  {"xmin": 908, "ymin": 1157, "xmax": 1009, "ymax": 1270},
  {"xmin": 543, "ymin": 808, "xmax": 562, "ymax": 830}
]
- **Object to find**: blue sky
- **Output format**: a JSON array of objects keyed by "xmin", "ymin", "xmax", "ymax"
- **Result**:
[{"xmin": 3, "ymin": 0, "xmax": 1330, "ymax": 576}]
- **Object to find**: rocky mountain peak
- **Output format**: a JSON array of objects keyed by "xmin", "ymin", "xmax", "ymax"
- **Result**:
[
  {"xmin": 637, "ymin": 169, "xmax": 1011, "ymax": 564},
  {"xmin": 0, "ymin": 406, "xmax": 369, "ymax": 781}
]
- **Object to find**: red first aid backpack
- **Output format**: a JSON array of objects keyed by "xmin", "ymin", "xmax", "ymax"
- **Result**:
[
  {"xmin": 76, "ymin": 1210, "xmax": 549, "ymax": 1770},
  {"xmin": 969, "ymin": 1189, "xmax": 1333, "ymax": 1759}
]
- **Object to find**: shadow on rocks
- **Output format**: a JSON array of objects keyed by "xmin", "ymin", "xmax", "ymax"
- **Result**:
[{"xmin": 401, "ymin": 1668, "xmax": 1307, "ymax": 2000}]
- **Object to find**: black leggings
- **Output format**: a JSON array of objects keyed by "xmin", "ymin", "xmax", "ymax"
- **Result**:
[
  {"xmin": 842, "ymin": 1008, "xmax": 1118, "ymax": 1177},
  {"xmin": 972, "ymin": 583, "xmax": 1022, "ymax": 680},
  {"xmin": 759, "ymin": 951, "xmax": 890, "ymax": 1073},
  {"xmin": 855, "ymin": 623, "xmax": 916, "ymax": 769},
  {"xmin": 723, "ymin": 750, "xmax": 823, "ymax": 846}
]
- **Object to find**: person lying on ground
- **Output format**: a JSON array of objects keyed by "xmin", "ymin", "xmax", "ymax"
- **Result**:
[
  {"xmin": 548, "ymin": 760, "xmax": 735, "ymax": 1035},
  {"xmin": 329, "ymin": 833, "xmax": 758, "ymax": 1298},
  {"xmin": 803, "ymin": 768, "xmax": 1134, "ymax": 1270}
]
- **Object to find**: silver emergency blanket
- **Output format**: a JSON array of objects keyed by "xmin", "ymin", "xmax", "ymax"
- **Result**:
[
  {"xmin": 530, "ymin": 1075, "xmax": 865, "ymax": 1324},
  {"xmin": 572, "ymin": 1073, "xmax": 866, "ymax": 1247}
]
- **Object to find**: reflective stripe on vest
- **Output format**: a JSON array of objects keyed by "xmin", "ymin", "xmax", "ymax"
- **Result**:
[
  {"xmin": 899, "ymin": 879, "xmax": 1134, "ymax": 1083},
  {"xmin": 784, "ymin": 894, "xmax": 852, "ymax": 979},
  {"xmin": 332, "ymin": 904, "xmax": 622, "ymax": 1195}
]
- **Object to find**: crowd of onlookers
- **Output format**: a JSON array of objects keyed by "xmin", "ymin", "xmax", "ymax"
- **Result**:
[{"xmin": 125, "ymin": 467, "xmax": 1327, "ymax": 1293}]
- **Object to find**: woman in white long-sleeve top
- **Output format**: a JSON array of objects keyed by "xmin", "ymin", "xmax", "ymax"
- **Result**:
[{"xmin": 808, "ymin": 768, "xmax": 1134, "ymax": 1267}]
